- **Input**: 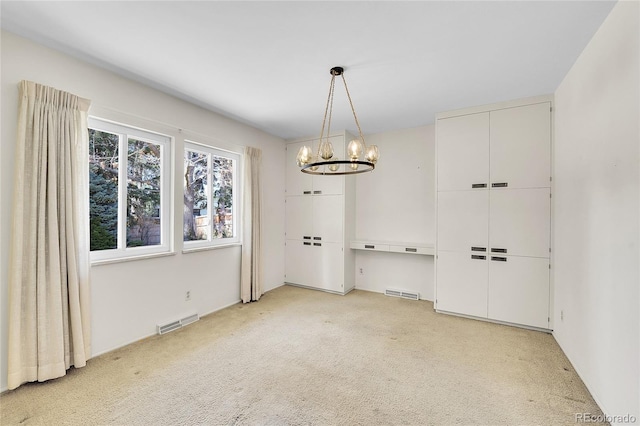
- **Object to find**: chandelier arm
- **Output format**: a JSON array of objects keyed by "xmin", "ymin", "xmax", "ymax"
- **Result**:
[
  {"xmin": 340, "ymin": 73, "xmax": 366, "ymax": 147},
  {"xmin": 318, "ymin": 74, "xmax": 335, "ymax": 155}
]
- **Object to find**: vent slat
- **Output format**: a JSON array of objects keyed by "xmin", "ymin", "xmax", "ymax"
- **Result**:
[
  {"xmin": 385, "ymin": 288, "xmax": 419, "ymax": 301},
  {"xmin": 400, "ymin": 292, "xmax": 419, "ymax": 301},
  {"xmin": 181, "ymin": 314, "xmax": 200, "ymax": 326},
  {"xmin": 158, "ymin": 321, "xmax": 181, "ymax": 335},
  {"xmin": 157, "ymin": 313, "xmax": 200, "ymax": 335}
]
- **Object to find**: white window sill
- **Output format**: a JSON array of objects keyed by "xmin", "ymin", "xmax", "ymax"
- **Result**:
[
  {"xmin": 91, "ymin": 251, "xmax": 176, "ymax": 266},
  {"xmin": 182, "ymin": 242, "xmax": 242, "ymax": 254}
]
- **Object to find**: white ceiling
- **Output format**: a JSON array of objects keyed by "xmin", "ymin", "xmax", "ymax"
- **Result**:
[{"xmin": 1, "ymin": 1, "xmax": 616, "ymax": 140}]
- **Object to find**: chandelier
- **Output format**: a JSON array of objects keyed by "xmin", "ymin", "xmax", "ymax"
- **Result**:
[{"xmin": 296, "ymin": 66, "xmax": 379, "ymax": 175}]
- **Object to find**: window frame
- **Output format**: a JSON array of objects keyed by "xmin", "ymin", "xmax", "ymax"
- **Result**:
[
  {"xmin": 88, "ymin": 117, "xmax": 173, "ymax": 263},
  {"xmin": 183, "ymin": 140, "xmax": 241, "ymax": 250}
]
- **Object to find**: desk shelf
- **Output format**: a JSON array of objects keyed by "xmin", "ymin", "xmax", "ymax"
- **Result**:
[{"xmin": 350, "ymin": 241, "xmax": 434, "ymax": 256}]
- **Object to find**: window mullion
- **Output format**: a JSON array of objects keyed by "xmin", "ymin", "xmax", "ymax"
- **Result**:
[
  {"xmin": 159, "ymin": 143, "xmax": 165, "ymax": 246},
  {"xmin": 232, "ymin": 157, "xmax": 238, "ymax": 241},
  {"xmin": 119, "ymin": 134, "xmax": 128, "ymax": 251},
  {"xmin": 208, "ymin": 154, "xmax": 213, "ymax": 241}
]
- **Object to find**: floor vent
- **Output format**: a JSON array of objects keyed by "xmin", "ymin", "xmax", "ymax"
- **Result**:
[
  {"xmin": 157, "ymin": 313, "xmax": 200, "ymax": 335},
  {"xmin": 385, "ymin": 288, "xmax": 420, "ymax": 301}
]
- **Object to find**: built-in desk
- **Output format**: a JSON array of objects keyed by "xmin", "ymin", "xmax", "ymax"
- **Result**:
[{"xmin": 350, "ymin": 241, "xmax": 435, "ymax": 256}]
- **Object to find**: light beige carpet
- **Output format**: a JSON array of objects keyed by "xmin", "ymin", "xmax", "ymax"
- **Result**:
[{"xmin": 1, "ymin": 285, "xmax": 605, "ymax": 425}]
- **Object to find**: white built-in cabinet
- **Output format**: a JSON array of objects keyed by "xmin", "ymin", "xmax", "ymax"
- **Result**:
[
  {"xmin": 435, "ymin": 97, "xmax": 552, "ymax": 330},
  {"xmin": 285, "ymin": 133, "xmax": 356, "ymax": 294}
]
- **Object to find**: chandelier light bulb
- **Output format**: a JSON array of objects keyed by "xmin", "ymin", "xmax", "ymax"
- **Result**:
[
  {"xmin": 350, "ymin": 163, "xmax": 359, "ymax": 171},
  {"xmin": 296, "ymin": 145, "xmax": 312, "ymax": 166},
  {"xmin": 365, "ymin": 145, "xmax": 380, "ymax": 164},
  {"xmin": 319, "ymin": 140, "xmax": 334, "ymax": 160},
  {"xmin": 329, "ymin": 164, "xmax": 340, "ymax": 172},
  {"xmin": 308, "ymin": 155, "xmax": 319, "ymax": 172},
  {"xmin": 347, "ymin": 139, "xmax": 364, "ymax": 160}
]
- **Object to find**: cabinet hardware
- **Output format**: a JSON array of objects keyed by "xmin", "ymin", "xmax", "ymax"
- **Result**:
[
  {"xmin": 303, "ymin": 236, "xmax": 311, "ymax": 240},
  {"xmin": 303, "ymin": 190, "xmax": 312, "ymax": 195},
  {"xmin": 471, "ymin": 246, "xmax": 486, "ymax": 252},
  {"xmin": 313, "ymin": 243, "xmax": 322, "ymax": 247},
  {"xmin": 313, "ymin": 237, "xmax": 322, "ymax": 241},
  {"xmin": 471, "ymin": 255, "xmax": 486, "ymax": 260},
  {"xmin": 491, "ymin": 182, "xmax": 508, "ymax": 188},
  {"xmin": 365, "ymin": 244, "xmax": 375, "ymax": 249},
  {"xmin": 405, "ymin": 248, "xmax": 417, "ymax": 253},
  {"xmin": 313, "ymin": 190, "xmax": 322, "ymax": 194},
  {"xmin": 491, "ymin": 248, "xmax": 507, "ymax": 253},
  {"xmin": 471, "ymin": 183, "xmax": 487, "ymax": 189},
  {"xmin": 491, "ymin": 256, "xmax": 507, "ymax": 262},
  {"xmin": 303, "ymin": 242, "xmax": 311, "ymax": 246}
]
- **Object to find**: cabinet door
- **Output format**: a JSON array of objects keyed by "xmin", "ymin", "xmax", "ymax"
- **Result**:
[
  {"xmin": 285, "ymin": 241, "xmax": 313, "ymax": 286},
  {"xmin": 312, "ymin": 195, "xmax": 344, "ymax": 243},
  {"xmin": 437, "ymin": 190, "xmax": 489, "ymax": 252},
  {"xmin": 436, "ymin": 251, "xmax": 488, "ymax": 318},
  {"xmin": 437, "ymin": 113, "xmax": 490, "ymax": 191},
  {"xmin": 286, "ymin": 141, "xmax": 313, "ymax": 196},
  {"xmin": 312, "ymin": 136, "xmax": 344, "ymax": 195},
  {"xmin": 488, "ymin": 255, "xmax": 549, "ymax": 328},
  {"xmin": 315, "ymin": 242, "xmax": 344, "ymax": 292},
  {"xmin": 489, "ymin": 188, "xmax": 550, "ymax": 258},
  {"xmin": 285, "ymin": 196, "xmax": 313, "ymax": 240},
  {"xmin": 490, "ymin": 103, "xmax": 551, "ymax": 189}
]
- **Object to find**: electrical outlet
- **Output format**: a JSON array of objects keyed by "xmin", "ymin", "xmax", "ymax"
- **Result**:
[
  {"xmin": 185, "ymin": 291, "xmax": 191, "ymax": 301},
  {"xmin": 560, "ymin": 310, "xmax": 564, "ymax": 321},
  {"xmin": 359, "ymin": 268, "xmax": 364, "ymax": 275}
]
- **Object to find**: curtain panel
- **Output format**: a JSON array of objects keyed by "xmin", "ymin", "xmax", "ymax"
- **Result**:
[
  {"xmin": 7, "ymin": 81, "xmax": 92, "ymax": 390},
  {"xmin": 240, "ymin": 147, "xmax": 263, "ymax": 303}
]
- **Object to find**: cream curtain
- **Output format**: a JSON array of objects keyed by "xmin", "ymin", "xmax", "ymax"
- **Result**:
[
  {"xmin": 240, "ymin": 147, "xmax": 263, "ymax": 303},
  {"xmin": 7, "ymin": 81, "xmax": 92, "ymax": 390}
]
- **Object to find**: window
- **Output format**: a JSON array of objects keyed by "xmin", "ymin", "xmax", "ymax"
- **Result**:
[
  {"xmin": 89, "ymin": 117, "xmax": 171, "ymax": 261},
  {"xmin": 183, "ymin": 141, "xmax": 240, "ymax": 248}
]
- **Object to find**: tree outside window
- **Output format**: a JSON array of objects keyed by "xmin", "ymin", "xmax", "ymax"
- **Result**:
[
  {"xmin": 184, "ymin": 142, "xmax": 238, "ymax": 247},
  {"xmin": 88, "ymin": 118, "xmax": 171, "ymax": 261}
]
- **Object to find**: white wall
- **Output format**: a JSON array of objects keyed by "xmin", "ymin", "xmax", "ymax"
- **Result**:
[
  {"xmin": 0, "ymin": 31, "xmax": 286, "ymax": 392},
  {"xmin": 354, "ymin": 125, "xmax": 435, "ymax": 301},
  {"xmin": 553, "ymin": 1, "xmax": 639, "ymax": 422}
]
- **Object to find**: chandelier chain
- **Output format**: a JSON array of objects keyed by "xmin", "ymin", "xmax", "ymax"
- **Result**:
[
  {"xmin": 326, "ymin": 75, "xmax": 335, "ymax": 148},
  {"xmin": 341, "ymin": 73, "xmax": 366, "ymax": 146},
  {"xmin": 318, "ymin": 74, "xmax": 335, "ymax": 151}
]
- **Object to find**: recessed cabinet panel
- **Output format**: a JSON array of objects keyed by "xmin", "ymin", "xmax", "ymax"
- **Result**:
[
  {"xmin": 488, "ymin": 256, "xmax": 549, "ymax": 328},
  {"xmin": 316, "ymin": 242, "xmax": 344, "ymax": 292},
  {"xmin": 489, "ymin": 188, "xmax": 550, "ymax": 258},
  {"xmin": 286, "ymin": 141, "xmax": 312, "ymax": 196},
  {"xmin": 437, "ymin": 112, "xmax": 490, "ymax": 191},
  {"xmin": 490, "ymin": 103, "xmax": 551, "ymax": 189},
  {"xmin": 313, "ymin": 195, "xmax": 344, "ymax": 243},
  {"xmin": 285, "ymin": 196, "xmax": 313, "ymax": 240},
  {"xmin": 437, "ymin": 190, "xmax": 489, "ymax": 252},
  {"xmin": 285, "ymin": 241, "xmax": 311, "ymax": 286},
  {"xmin": 436, "ymin": 251, "xmax": 488, "ymax": 318}
]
